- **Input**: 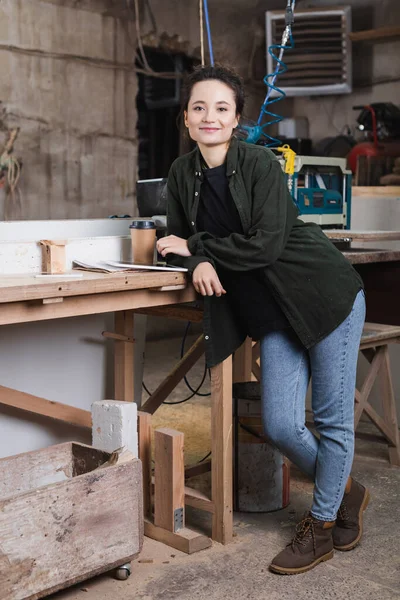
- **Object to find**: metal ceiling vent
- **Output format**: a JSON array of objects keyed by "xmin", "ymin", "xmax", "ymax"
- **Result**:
[{"xmin": 266, "ymin": 6, "xmax": 352, "ymax": 96}]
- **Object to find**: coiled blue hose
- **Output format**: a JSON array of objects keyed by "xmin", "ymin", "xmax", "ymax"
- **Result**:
[{"xmin": 240, "ymin": 0, "xmax": 296, "ymax": 146}]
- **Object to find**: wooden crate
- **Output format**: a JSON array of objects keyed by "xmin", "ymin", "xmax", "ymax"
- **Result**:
[{"xmin": 0, "ymin": 442, "xmax": 143, "ymax": 600}]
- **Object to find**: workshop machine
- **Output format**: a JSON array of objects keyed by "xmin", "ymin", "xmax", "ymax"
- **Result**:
[{"xmin": 277, "ymin": 147, "xmax": 352, "ymax": 229}]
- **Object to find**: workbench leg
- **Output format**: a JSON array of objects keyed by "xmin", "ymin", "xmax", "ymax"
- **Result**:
[
  {"xmin": 134, "ymin": 314, "xmax": 147, "ymax": 407},
  {"xmin": 232, "ymin": 338, "xmax": 252, "ymax": 383},
  {"xmin": 114, "ymin": 311, "xmax": 134, "ymax": 402},
  {"xmin": 211, "ymin": 355, "xmax": 233, "ymax": 544}
]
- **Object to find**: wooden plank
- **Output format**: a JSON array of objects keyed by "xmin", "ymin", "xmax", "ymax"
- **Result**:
[
  {"xmin": 151, "ymin": 475, "xmax": 214, "ymax": 513},
  {"xmin": 354, "ymin": 348, "xmax": 385, "ymax": 425},
  {"xmin": 349, "ymin": 26, "xmax": 400, "ymax": 42},
  {"xmin": 252, "ymin": 358, "xmax": 261, "ymax": 383},
  {"xmin": 154, "ymin": 428, "xmax": 185, "ymax": 533},
  {"xmin": 344, "ymin": 250, "xmax": 400, "ymax": 265},
  {"xmin": 185, "ymin": 458, "xmax": 212, "ymax": 479},
  {"xmin": 361, "ymin": 334, "xmax": 400, "ymax": 348},
  {"xmin": 184, "ymin": 486, "xmax": 215, "ymax": 514},
  {"xmin": 363, "ymin": 402, "xmax": 398, "ymax": 447},
  {"xmin": 141, "ymin": 336, "xmax": 205, "ymax": 414},
  {"xmin": 102, "ymin": 331, "xmax": 135, "ymax": 343},
  {"xmin": 326, "ymin": 230, "xmax": 400, "ymax": 242},
  {"xmin": 114, "ymin": 311, "xmax": 134, "ymax": 402},
  {"xmin": 138, "ymin": 411, "xmax": 152, "ymax": 518},
  {"xmin": 135, "ymin": 304, "xmax": 203, "ymax": 322},
  {"xmin": 0, "ymin": 385, "xmax": 92, "ymax": 428},
  {"xmin": 144, "ymin": 518, "xmax": 211, "ymax": 554},
  {"xmin": 211, "ymin": 356, "xmax": 233, "ymax": 544},
  {"xmin": 0, "ymin": 449, "xmax": 143, "ymax": 600},
  {"xmin": 0, "ymin": 287, "xmax": 197, "ymax": 326},
  {"xmin": 233, "ymin": 338, "xmax": 253, "ymax": 383},
  {"xmin": 0, "ymin": 271, "xmax": 190, "ymax": 304},
  {"xmin": 0, "ymin": 442, "xmax": 73, "ymax": 501},
  {"xmin": 379, "ymin": 347, "xmax": 400, "ymax": 465}
]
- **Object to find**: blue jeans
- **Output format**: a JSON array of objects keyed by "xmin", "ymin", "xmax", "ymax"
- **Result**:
[{"xmin": 260, "ymin": 290, "xmax": 366, "ymax": 521}]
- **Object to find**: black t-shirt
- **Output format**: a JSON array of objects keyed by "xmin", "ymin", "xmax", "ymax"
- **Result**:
[{"xmin": 196, "ymin": 161, "xmax": 289, "ymax": 340}]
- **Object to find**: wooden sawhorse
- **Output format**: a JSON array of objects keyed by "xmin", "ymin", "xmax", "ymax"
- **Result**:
[{"xmin": 356, "ymin": 323, "xmax": 400, "ymax": 466}]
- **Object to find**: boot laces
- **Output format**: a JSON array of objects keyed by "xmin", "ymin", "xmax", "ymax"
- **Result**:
[
  {"xmin": 290, "ymin": 516, "xmax": 316, "ymax": 554},
  {"xmin": 337, "ymin": 500, "xmax": 350, "ymax": 521}
]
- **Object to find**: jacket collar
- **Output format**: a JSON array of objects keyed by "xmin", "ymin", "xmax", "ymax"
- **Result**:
[{"xmin": 193, "ymin": 136, "xmax": 239, "ymax": 179}]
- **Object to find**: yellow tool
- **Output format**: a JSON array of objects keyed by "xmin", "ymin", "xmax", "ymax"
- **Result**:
[
  {"xmin": 277, "ymin": 143, "xmax": 296, "ymax": 193},
  {"xmin": 277, "ymin": 144, "xmax": 296, "ymax": 175}
]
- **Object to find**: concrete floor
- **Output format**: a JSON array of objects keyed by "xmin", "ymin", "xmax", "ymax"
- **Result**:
[{"xmin": 50, "ymin": 334, "xmax": 400, "ymax": 600}]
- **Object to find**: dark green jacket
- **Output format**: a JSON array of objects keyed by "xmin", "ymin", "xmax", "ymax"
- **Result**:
[{"xmin": 166, "ymin": 136, "xmax": 363, "ymax": 367}]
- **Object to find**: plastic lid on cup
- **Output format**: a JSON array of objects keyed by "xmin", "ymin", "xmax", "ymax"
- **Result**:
[{"xmin": 129, "ymin": 219, "xmax": 156, "ymax": 229}]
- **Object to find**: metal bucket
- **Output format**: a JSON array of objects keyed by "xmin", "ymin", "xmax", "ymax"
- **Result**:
[{"xmin": 233, "ymin": 383, "xmax": 290, "ymax": 513}]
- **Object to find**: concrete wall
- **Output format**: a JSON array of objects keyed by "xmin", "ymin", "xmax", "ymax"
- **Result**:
[
  {"xmin": 289, "ymin": 0, "xmax": 400, "ymax": 142},
  {"xmin": 0, "ymin": 0, "xmax": 281, "ymax": 221},
  {"xmin": 0, "ymin": 0, "xmax": 138, "ymax": 220}
]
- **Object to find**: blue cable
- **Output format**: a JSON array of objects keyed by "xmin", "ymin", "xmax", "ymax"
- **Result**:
[{"xmin": 203, "ymin": 0, "xmax": 214, "ymax": 66}]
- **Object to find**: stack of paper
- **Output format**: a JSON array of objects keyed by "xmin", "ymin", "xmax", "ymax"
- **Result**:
[{"xmin": 73, "ymin": 259, "xmax": 188, "ymax": 274}]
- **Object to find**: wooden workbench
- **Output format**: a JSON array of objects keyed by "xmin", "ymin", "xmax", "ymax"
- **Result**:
[{"xmin": 0, "ymin": 270, "xmax": 234, "ymax": 545}]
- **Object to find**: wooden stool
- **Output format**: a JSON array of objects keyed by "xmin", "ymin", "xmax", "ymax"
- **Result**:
[{"xmin": 357, "ymin": 323, "xmax": 400, "ymax": 466}]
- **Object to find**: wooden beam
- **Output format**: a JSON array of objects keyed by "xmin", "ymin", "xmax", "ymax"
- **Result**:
[
  {"xmin": 379, "ymin": 347, "xmax": 400, "ymax": 465},
  {"xmin": 0, "ymin": 385, "xmax": 91, "ymax": 428},
  {"xmin": 252, "ymin": 359, "xmax": 261, "ymax": 383},
  {"xmin": 184, "ymin": 486, "xmax": 215, "ymax": 514},
  {"xmin": 154, "ymin": 428, "xmax": 185, "ymax": 533},
  {"xmin": 185, "ymin": 458, "xmax": 211, "ymax": 479},
  {"xmin": 210, "ymin": 356, "xmax": 233, "ymax": 544},
  {"xmin": 0, "ymin": 287, "xmax": 197, "ymax": 326},
  {"xmin": 349, "ymin": 26, "xmax": 400, "ymax": 43},
  {"xmin": 354, "ymin": 348, "xmax": 385, "ymax": 425},
  {"xmin": 233, "ymin": 338, "xmax": 253, "ymax": 383},
  {"xmin": 138, "ymin": 411, "xmax": 152, "ymax": 518},
  {"xmin": 141, "ymin": 336, "xmax": 206, "ymax": 414},
  {"xmin": 151, "ymin": 475, "xmax": 214, "ymax": 514},
  {"xmin": 102, "ymin": 331, "xmax": 135, "ymax": 343},
  {"xmin": 144, "ymin": 518, "xmax": 211, "ymax": 554},
  {"xmin": 363, "ymin": 402, "xmax": 398, "ymax": 447},
  {"xmin": 114, "ymin": 311, "xmax": 134, "ymax": 402},
  {"xmin": 134, "ymin": 304, "xmax": 203, "ymax": 323},
  {"xmin": 326, "ymin": 230, "xmax": 400, "ymax": 242},
  {"xmin": 0, "ymin": 271, "xmax": 191, "ymax": 304}
]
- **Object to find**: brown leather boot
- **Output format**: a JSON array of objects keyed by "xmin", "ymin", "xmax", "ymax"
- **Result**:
[
  {"xmin": 269, "ymin": 514, "xmax": 334, "ymax": 575},
  {"xmin": 333, "ymin": 477, "xmax": 370, "ymax": 551}
]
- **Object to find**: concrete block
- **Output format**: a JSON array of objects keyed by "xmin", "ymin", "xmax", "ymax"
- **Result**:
[{"xmin": 92, "ymin": 400, "xmax": 138, "ymax": 457}]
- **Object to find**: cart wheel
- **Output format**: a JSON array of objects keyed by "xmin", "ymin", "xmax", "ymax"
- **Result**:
[{"xmin": 115, "ymin": 563, "xmax": 131, "ymax": 581}]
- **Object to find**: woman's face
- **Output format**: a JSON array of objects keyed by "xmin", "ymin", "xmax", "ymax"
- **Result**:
[{"xmin": 184, "ymin": 80, "xmax": 239, "ymax": 148}]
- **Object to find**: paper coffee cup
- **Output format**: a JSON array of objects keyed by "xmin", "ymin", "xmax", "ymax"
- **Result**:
[{"xmin": 129, "ymin": 220, "xmax": 156, "ymax": 265}]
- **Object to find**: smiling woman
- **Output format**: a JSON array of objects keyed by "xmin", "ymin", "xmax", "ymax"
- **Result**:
[{"xmin": 156, "ymin": 65, "xmax": 369, "ymax": 576}]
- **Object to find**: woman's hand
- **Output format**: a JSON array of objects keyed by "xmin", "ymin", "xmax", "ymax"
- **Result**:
[
  {"xmin": 156, "ymin": 235, "xmax": 192, "ymax": 258},
  {"xmin": 192, "ymin": 263, "xmax": 226, "ymax": 297}
]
